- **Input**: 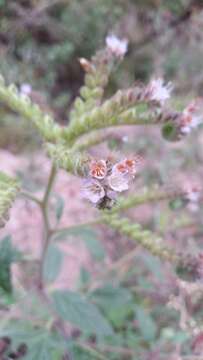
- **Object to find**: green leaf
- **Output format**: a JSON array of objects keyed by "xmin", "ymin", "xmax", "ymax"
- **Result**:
[
  {"xmin": 135, "ymin": 306, "xmax": 157, "ymax": 342},
  {"xmin": 53, "ymin": 227, "xmax": 105, "ymax": 261},
  {"xmin": 83, "ymin": 235, "xmax": 105, "ymax": 261},
  {"xmin": 43, "ymin": 244, "xmax": 63, "ymax": 283},
  {"xmin": 52, "ymin": 290, "xmax": 113, "ymax": 337},
  {"xmin": 89, "ymin": 285, "xmax": 134, "ymax": 328},
  {"xmin": 0, "ymin": 235, "xmax": 22, "ymax": 293},
  {"xmin": 141, "ymin": 254, "xmax": 164, "ymax": 282},
  {"xmin": 90, "ymin": 285, "xmax": 133, "ymax": 310},
  {"xmin": 54, "ymin": 195, "xmax": 65, "ymax": 222},
  {"xmin": 0, "ymin": 322, "xmax": 68, "ymax": 360},
  {"xmin": 0, "ymin": 172, "xmax": 20, "ymax": 228},
  {"xmin": 78, "ymin": 267, "xmax": 91, "ymax": 287}
]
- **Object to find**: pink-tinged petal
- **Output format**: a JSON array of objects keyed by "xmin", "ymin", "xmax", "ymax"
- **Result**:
[
  {"xmin": 81, "ymin": 179, "xmax": 105, "ymax": 204},
  {"xmin": 107, "ymin": 172, "xmax": 129, "ymax": 192},
  {"xmin": 106, "ymin": 34, "xmax": 128, "ymax": 58},
  {"xmin": 113, "ymin": 156, "xmax": 143, "ymax": 177},
  {"xmin": 89, "ymin": 160, "xmax": 107, "ymax": 180}
]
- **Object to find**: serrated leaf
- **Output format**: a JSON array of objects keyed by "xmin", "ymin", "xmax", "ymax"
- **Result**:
[
  {"xmin": 52, "ymin": 290, "xmax": 113, "ymax": 338},
  {"xmin": 0, "ymin": 171, "xmax": 20, "ymax": 227},
  {"xmin": 43, "ymin": 244, "xmax": 63, "ymax": 283},
  {"xmin": 89, "ymin": 285, "xmax": 134, "ymax": 328}
]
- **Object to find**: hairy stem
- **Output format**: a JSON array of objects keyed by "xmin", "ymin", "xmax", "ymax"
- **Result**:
[{"xmin": 39, "ymin": 164, "xmax": 57, "ymax": 288}]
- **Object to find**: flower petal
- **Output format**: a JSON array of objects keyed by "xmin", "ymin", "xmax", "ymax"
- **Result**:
[
  {"xmin": 106, "ymin": 34, "xmax": 128, "ymax": 58},
  {"xmin": 108, "ymin": 172, "xmax": 129, "ymax": 192},
  {"xmin": 81, "ymin": 179, "xmax": 105, "ymax": 204}
]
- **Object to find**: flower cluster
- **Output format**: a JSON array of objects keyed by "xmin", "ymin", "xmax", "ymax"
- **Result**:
[
  {"xmin": 81, "ymin": 156, "xmax": 142, "ymax": 209},
  {"xmin": 144, "ymin": 78, "xmax": 173, "ymax": 106},
  {"xmin": 105, "ymin": 34, "xmax": 128, "ymax": 58},
  {"xmin": 180, "ymin": 100, "xmax": 203, "ymax": 134}
]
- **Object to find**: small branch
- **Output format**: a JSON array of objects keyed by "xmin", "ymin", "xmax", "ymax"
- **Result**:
[
  {"xmin": 109, "ymin": 186, "xmax": 186, "ymax": 213},
  {"xmin": 20, "ymin": 191, "xmax": 42, "ymax": 206},
  {"xmin": 51, "ymin": 219, "xmax": 101, "ymax": 237},
  {"xmin": 78, "ymin": 341, "xmax": 135, "ymax": 358}
]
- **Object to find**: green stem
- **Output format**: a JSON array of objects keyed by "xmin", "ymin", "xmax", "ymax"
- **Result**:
[
  {"xmin": 39, "ymin": 163, "xmax": 57, "ymax": 288},
  {"xmin": 20, "ymin": 190, "xmax": 42, "ymax": 206},
  {"xmin": 51, "ymin": 219, "xmax": 101, "ymax": 237}
]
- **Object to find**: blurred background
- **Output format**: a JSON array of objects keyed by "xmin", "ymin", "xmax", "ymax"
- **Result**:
[
  {"xmin": 1, "ymin": 0, "xmax": 203, "ymax": 134},
  {"xmin": 1, "ymin": 1, "xmax": 203, "ymax": 359}
]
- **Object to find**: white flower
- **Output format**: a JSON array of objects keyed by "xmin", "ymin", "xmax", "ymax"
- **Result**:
[
  {"xmin": 20, "ymin": 83, "xmax": 32, "ymax": 96},
  {"xmin": 81, "ymin": 179, "xmax": 105, "ymax": 204},
  {"xmin": 184, "ymin": 185, "xmax": 201, "ymax": 212},
  {"xmin": 89, "ymin": 160, "xmax": 107, "ymax": 180},
  {"xmin": 107, "ymin": 172, "xmax": 129, "ymax": 192},
  {"xmin": 181, "ymin": 100, "xmax": 203, "ymax": 134},
  {"xmin": 146, "ymin": 78, "xmax": 172, "ymax": 105},
  {"xmin": 186, "ymin": 190, "xmax": 200, "ymax": 203},
  {"xmin": 106, "ymin": 34, "xmax": 128, "ymax": 58}
]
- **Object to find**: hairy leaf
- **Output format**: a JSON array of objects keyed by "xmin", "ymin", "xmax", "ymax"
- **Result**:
[
  {"xmin": 43, "ymin": 244, "xmax": 63, "ymax": 283},
  {"xmin": 52, "ymin": 290, "xmax": 113, "ymax": 337}
]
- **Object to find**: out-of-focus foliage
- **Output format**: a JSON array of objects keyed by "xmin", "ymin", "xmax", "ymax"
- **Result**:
[{"xmin": 1, "ymin": 0, "xmax": 203, "ymax": 122}]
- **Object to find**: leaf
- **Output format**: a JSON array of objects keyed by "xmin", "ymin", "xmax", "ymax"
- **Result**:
[
  {"xmin": 52, "ymin": 290, "xmax": 113, "ymax": 338},
  {"xmin": 141, "ymin": 253, "xmax": 164, "ymax": 282},
  {"xmin": 54, "ymin": 195, "xmax": 65, "ymax": 222},
  {"xmin": 78, "ymin": 267, "xmax": 91, "ymax": 287},
  {"xmin": 135, "ymin": 306, "xmax": 157, "ymax": 342},
  {"xmin": 0, "ymin": 172, "xmax": 20, "ymax": 228},
  {"xmin": 83, "ymin": 235, "xmax": 105, "ymax": 261},
  {"xmin": 89, "ymin": 285, "xmax": 134, "ymax": 328},
  {"xmin": 90, "ymin": 285, "xmax": 133, "ymax": 310},
  {"xmin": 0, "ymin": 235, "xmax": 22, "ymax": 293},
  {"xmin": 0, "ymin": 322, "xmax": 68, "ymax": 360},
  {"xmin": 54, "ymin": 227, "xmax": 106, "ymax": 261},
  {"xmin": 43, "ymin": 244, "xmax": 63, "ymax": 283}
]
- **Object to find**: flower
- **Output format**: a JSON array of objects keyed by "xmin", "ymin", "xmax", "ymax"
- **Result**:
[
  {"xmin": 113, "ymin": 156, "xmax": 143, "ymax": 177},
  {"xmin": 107, "ymin": 172, "xmax": 129, "ymax": 192},
  {"xmin": 180, "ymin": 100, "xmax": 203, "ymax": 134},
  {"xmin": 146, "ymin": 78, "xmax": 172, "ymax": 105},
  {"xmin": 105, "ymin": 34, "xmax": 128, "ymax": 58},
  {"xmin": 20, "ymin": 83, "xmax": 32, "ymax": 96},
  {"xmin": 81, "ymin": 179, "xmax": 105, "ymax": 204},
  {"xmin": 89, "ymin": 160, "xmax": 107, "ymax": 179},
  {"xmin": 184, "ymin": 185, "xmax": 201, "ymax": 212}
]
